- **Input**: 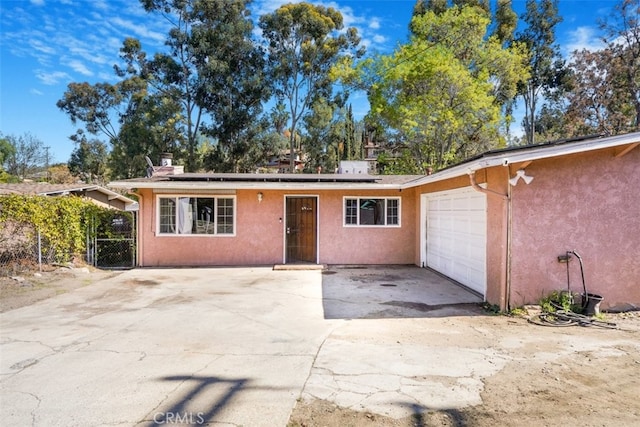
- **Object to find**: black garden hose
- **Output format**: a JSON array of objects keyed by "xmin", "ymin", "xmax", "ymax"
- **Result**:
[{"xmin": 528, "ymin": 310, "xmax": 618, "ymax": 329}]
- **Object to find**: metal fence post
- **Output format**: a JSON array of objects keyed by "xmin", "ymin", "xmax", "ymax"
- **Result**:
[{"xmin": 37, "ymin": 229, "xmax": 42, "ymax": 272}]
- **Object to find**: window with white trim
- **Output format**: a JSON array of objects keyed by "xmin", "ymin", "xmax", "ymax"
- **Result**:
[
  {"xmin": 158, "ymin": 196, "xmax": 235, "ymax": 235},
  {"xmin": 344, "ymin": 197, "xmax": 400, "ymax": 226}
]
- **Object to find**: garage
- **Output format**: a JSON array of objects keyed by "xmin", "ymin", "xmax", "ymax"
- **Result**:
[{"xmin": 420, "ymin": 187, "xmax": 487, "ymax": 297}]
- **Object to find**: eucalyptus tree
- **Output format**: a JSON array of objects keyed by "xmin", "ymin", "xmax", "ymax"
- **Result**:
[
  {"xmin": 259, "ymin": 2, "xmax": 363, "ymax": 172},
  {"xmin": 364, "ymin": 5, "xmax": 527, "ymax": 173},
  {"xmin": 58, "ymin": 0, "xmax": 267, "ymax": 176},
  {"xmin": 134, "ymin": 0, "xmax": 270, "ymax": 171},
  {"xmin": 57, "ymin": 65, "xmax": 185, "ymax": 178},
  {"xmin": 515, "ymin": 0, "xmax": 567, "ymax": 144}
]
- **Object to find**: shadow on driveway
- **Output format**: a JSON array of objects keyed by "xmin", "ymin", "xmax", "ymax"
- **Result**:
[
  {"xmin": 141, "ymin": 375, "xmax": 249, "ymax": 426},
  {"xmin": 321, "ymin": 265, "xmax": 484, "ymax": 319}
]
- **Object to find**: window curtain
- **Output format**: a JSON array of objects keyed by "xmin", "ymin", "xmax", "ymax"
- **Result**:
[{"xmin": 177, "ymin": 197, "xmax": 192, "ymax": 234}]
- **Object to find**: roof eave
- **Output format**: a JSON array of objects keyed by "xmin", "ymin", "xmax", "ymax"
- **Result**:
[{"xmin": 402, "ymin": 132, "xmax": 640, "ymax": 189}]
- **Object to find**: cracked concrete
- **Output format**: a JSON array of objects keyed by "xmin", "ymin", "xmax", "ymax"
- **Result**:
[
  {"xmin": 1, "ymin": 267, "xmax": 331, "ymax": 426},
  {"xmin": 3, "ymin": 266, "xmax": 638, "ymax": 426}
]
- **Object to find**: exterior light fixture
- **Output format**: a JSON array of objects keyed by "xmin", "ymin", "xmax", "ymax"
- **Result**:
[
  {"xmin": 257, "ymin": 192, "xmax": 263, "ymax": 203},
  {"xmin": 509, "ymin": 169, "xmax": 534, "ymax": 186}
]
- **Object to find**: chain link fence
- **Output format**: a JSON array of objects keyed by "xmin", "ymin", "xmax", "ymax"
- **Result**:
[
  {"xmin": 0, "ymin": 220, "xmax": 68, "ymax": 276},
  {"xmin": 88, "ymin": 212, "xmax": 136, "ymax": 269},
  {"xmin": 1, "ymin": 212, "xmax": 136, "ymax": 277}
]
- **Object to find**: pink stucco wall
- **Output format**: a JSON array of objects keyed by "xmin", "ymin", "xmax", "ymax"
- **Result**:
[
  {"xmin": 134, "ymin": 143, "xmax": 638, "ymax": 310},
  {"xmin": 317, "ymin": 189, "xmax": 415, "ymax": 264},
  {"xmin": 136, "ymin": 188, "xmax": 415, "ymax": 267},
  {"xmin": 509, "ymin": 147, "xmax": 640, "ymax": 310}
]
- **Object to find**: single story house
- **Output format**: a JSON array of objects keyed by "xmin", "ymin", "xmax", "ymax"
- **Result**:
[
  {"xmin": 109, "ymin": 132, "xmax": 640, "ymax": 311},
  {"xmin": 0, "ymin": 183, "xmax": 138, "ymax": 211}
]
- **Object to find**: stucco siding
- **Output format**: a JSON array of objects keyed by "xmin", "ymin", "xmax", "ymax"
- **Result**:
[
  {"xmin": 317, "ymin": 190, "xmax": 415, "ymax": 264},
  {"xmin": 484, "ymin": 167, "xmax": 509, "ymax": 308},
  {"xmin": 137, "ymin": 189, "xmax": 284, "ymax": 266},
  {"xmin": 137, "ymin": 188, "xmax": 416, "ymax": 266},
  {"xmin": 509, "ymin": 147, "xmax": 640, "ymax": 310}
]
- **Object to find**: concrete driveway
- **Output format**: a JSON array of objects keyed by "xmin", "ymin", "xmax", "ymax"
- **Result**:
[{"xmin": 0, "ymin": 266, "xmax": 492, "ymax": 426}]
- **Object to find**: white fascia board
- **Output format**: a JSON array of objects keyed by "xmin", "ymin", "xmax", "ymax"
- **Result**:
[{"xmin": 403, "ymin": 132, "xmax": 640, "ymax": 189}]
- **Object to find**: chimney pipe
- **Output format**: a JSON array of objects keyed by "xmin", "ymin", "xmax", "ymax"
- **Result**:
[{"xmin": 160, "ymin": 153, "xmax": 173, "ymax": 167}]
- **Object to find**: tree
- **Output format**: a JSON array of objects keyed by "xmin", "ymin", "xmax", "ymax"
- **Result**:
[
  {"xmin": 135, "ymin": 0, "xmax": 268, "ymax": 171},
  {"xmin": 48, "ymin": 164, "xmax": 76, "ymax": 184},
  {"xmin": 3, "ymin": 133, "xmax": 46, "ymax": 180},
  {"xmin": 202, "ymin": 116, "xmax": 284, "ymax": 173},
  {"xmin": 515, "ymin": 0, "xmax": 567, "ymax": 144},
  {"xmin": 259, "ymin": 2, "xmax": 363, "ymax": 172},
  {"xmin": 411, "ymin": 0, "xmax": 516, "ymax": 44},
  {"xmin": 599, "ymin": 0, "xmax": 640, "ymax": 130},
  {"xmin": 59, "ymin": 0, "xmax": 267, "ymax": 176},
  {"xmin": 564, "ymin": 48, "xmax": 631, "ymax": 136},
  {"xmin": 531, "ymin": 102, "xmax": 567, "ymax": 141},
  {"xmin": 56, "ymin": 81, "xmax": 132, "ymax": 142},
  {"xmin": 0, "ymin": 135, "xmax": 16, "ymax": 171},
  {"xmin": 493, "ymin": 0, "xmax": 518, "ymax": 44},
  {"xmin": 111, "ymin": 93, "xmax": 185, "ymax": 178},
  {"xmin": 302, "ymin": 97, "xmax": 339, "ymax": 172},
  {"xmin": 68, "ymin": 131, "xmax": 108, "ymax": 183},
  {"xmin": 364, "ymin": 5, "xmax": 527, "ymax": 172}
]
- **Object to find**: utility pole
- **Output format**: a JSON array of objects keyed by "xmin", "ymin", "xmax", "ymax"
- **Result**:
[{"xmin": 44, "ymin": 146, "xmax": 50, "ymax": 182}]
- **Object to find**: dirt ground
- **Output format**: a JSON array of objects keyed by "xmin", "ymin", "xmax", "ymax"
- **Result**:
[
  {"xmin": 2, "ymin": 268, "xmax": 639, "ymax": 427},
  {"xmin": 0, "ymin": 265, "xmax": 121, "ymax": 313},
  {"xmin": 288, "ymin": 309, "xmax": 640, "ymax": 427}
]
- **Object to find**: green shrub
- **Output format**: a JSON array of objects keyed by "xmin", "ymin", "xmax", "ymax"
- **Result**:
[
  {"xmin": 0, "ymin": 195, "xmax": 105, "ymax": 263},
  {"xmin": 540, "ymin": 290, "xmax": 581, "ymax": 313}
]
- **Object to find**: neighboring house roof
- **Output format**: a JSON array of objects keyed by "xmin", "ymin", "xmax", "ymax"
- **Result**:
[
  {"xmin": 108, "ymin": 132, "xmax": 640, "ymax": 191},
  {"xmin": 0, "ymin": 183, "xmax": 138, "ymax": 211}
]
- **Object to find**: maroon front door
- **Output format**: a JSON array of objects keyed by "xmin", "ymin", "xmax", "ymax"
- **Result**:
[{"xmin": 285, "ymin": 197, "xmax": 317, "ymax": 263}]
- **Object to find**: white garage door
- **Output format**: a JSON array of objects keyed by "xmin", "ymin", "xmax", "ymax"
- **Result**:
[{"xmin": 422, "ymin": 187, "xmax": 487, "ymax": 296}]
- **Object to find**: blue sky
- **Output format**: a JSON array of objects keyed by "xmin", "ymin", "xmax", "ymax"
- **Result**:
[{"xmin": 0, "ymin": 0, "xmax": 616, "ymax": 163}]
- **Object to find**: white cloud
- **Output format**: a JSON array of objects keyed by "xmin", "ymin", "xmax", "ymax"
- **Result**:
[
  {"xmin": 98, "ymin": 71, "xmax": 118, "ymax": 82},
  {"xmin": 563, "ymin": 26, "xmax": 604, "ymax": 57},
  {"xmin": 35, "ymin": 70, "xmax": 70, "ymax": 85},
  {"xmin": 369, "ymin": 18, "xmax": 381, "ymax": 30},
  {"xmin": 65, "ymin": 59, "xmax": 93, "ymax": 76},
  {"xmin": 372, "ymin": 34, "xmax": 386, "ymax": 44},
  {"xmin": 30, "ymin": 88, "xmax": 44, "ymax": 95},
  {"xmin": 110, "ymin": 17, "xmax": 165, "ymax": 43},
  {"xmin": 29, "ymin": 38, "xmax": 56, "ymax": 55},
  {"xmin": 30, "ymin": 0, "xmax": 45, "ymax": 6}
]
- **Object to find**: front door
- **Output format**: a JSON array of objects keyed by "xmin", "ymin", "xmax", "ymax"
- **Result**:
[{"xmin": 285, "ymin": 196, "xmax": 318, "ymax": 263}]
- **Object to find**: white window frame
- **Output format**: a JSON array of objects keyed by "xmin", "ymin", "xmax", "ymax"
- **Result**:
[
  {"xmin": 342, "ymin": 196, "xmax": 401, "ymax": 227},
  {"xmin": 155, "ymin": 195, "xmax": 236, "ymax": 237}
]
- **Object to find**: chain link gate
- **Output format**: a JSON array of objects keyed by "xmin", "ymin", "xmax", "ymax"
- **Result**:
[{"xmin": 87, "ymin": 211, "xmax": 136, "ymax": 269}]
